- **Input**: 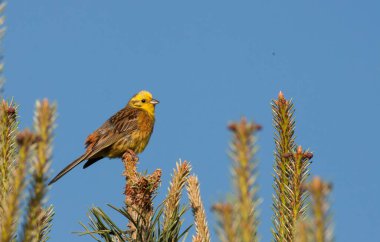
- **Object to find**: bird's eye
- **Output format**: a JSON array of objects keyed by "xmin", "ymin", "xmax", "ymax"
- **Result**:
[{"xmin": 141, "ymin": 99, "xmax": 146, "ymax": 103}]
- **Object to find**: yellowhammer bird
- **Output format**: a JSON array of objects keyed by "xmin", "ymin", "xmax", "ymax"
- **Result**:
[{"xmin": 49, "ymin": 90, "xmax": 159, "ymax": 185}]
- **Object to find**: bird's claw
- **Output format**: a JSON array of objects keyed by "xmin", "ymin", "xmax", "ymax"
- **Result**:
[{"xmin": 123, "ymin": 149, "xmax": 138, "ymax": 163}]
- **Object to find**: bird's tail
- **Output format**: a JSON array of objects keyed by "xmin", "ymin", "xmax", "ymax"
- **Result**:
[{"xmin": 48, "ymin": 154, "xmax": 88, "ymax": 185}]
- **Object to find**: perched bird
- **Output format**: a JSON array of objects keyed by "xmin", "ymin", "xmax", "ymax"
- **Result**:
[{"xmin": 49, "ymin": 90, "xmax": 159, "ymax": 185}]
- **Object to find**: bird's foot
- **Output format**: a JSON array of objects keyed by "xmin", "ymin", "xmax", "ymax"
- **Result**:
[{"xmin": 122, "ymin": 149, "xmax": 139, "ymax": 163}]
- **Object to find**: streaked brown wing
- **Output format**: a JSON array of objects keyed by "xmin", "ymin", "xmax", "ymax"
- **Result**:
[
  {"xmin": 84, "ymin": 106, "xmax": 140, "ymax": 158},
  {"xmin": 84, "ymin": 132, "xmax": 126, "ymax": 159},
  {"xmin": 109, "ymin": 106, "xmax": 139, "ymax": 133}
]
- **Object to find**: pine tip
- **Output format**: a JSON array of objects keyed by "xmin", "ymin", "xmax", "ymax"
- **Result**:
[
  {"xmin": 278, "ymin": 91, "xmax": 284, "ymax": 100},
  {"xmin": 297, "ymin": 146, "xmax": 303, "ymax": 154}
]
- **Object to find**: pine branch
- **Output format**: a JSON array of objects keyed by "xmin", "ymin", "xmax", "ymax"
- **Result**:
[
  {"xmin": 271, "ymin": 91, "xmax": 297, "ymax": 241},
  {"xmin": 285, "ymin": 146, "xmax": 313, "ymax": 232},
  {"xmin": 186, "ymin": 175, "xmax": 210, "ymax": 242},
  {"xmin": 122, "ymin": 151, "xmax": 161, "ymax": 241},
  {"xmin": 295, "ymin": 220, "xmax": 313, "ymax": 242},
  {"xmin": 272, "ymin": 92, "xmax": 314, "ymax": 241},
  {"xmin": 162, "ymin": 161, "xmax": 191, "ymax": 241},
  {"xmin": 80, "ymin": 206, "xmax": 127, "ymax": 242},
  {"xmin": 1, "ymin": 129, "xmax": 36, "ymax": 242},
  {"xmin": 81, "ymin": 159, "xmax": 193, "ymax": 242},
  {"xmin": 228, "ymin": 118, "xmax": 261, "ymax": 242},
  {"xmin": 0, "ymin": 100, "xmax": 18, "ymax": 218},
  {"xmin": 0, "ymin": 1, "xmax": 5, "ymax": 93},
  {"xmin": 308, "ymin": 177, "xmax": 333, "ymax": 242},
  {"xmin": 22, "ymin": 99, "xmax": 56, "ymax": 242},
  {"xmin": 38, "ymin": 205, "xmax": 55, "ymax": 242},
  {"xmin": 212, "ymin": 203, "xmax": 236, "ymax": 242}
]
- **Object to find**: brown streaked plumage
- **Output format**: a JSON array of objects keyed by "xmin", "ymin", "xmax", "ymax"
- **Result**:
[{"xmin": 49, "ymin": 90, "xmax": 159, "ymax": 185}]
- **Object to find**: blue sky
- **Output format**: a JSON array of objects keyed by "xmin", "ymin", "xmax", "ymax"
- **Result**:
[{"xmin": 5, "ymin": 1, "xmax": 380, "ymax": 241}]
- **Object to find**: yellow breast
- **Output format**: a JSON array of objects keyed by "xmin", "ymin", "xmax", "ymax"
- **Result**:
[{"xmin": 107, "ymin": 111, "xmax": 154, "ymax": 157}]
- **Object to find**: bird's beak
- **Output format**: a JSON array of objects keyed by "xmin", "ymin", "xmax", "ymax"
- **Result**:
[{"xmin": 150, "ymin": 99, "xmax": 159, "ymax": 105}]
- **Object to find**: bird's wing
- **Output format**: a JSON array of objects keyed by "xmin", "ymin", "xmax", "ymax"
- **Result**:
[
  {"xmin": 108, "ymin": 106, "xmax": 139, "ymax": 132},
  {"xmin": 84, "ymin": 107, "xmax": 140, "ymax": 158},
  {"xmin": 84, "ymin": 132, "xmax": 125, "ymax": 158}
]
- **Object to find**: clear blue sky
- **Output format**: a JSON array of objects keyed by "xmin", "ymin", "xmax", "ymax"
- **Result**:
[{"xmin": 5, "ymin": 1, "xmax": 380, "ymax": 241}]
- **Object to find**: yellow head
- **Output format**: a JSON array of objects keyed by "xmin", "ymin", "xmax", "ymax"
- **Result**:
[{"xmin": 128, "ymin": 90, "xmax": 159, "ymax": 116}]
